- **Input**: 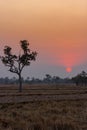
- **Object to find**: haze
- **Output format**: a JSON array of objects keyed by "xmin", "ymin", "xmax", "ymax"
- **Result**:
[{"xmin": 0, "ymin": 0, "xmax": 87, "ymax": 78}]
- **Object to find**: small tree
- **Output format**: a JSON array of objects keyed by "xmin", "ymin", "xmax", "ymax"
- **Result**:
[
  {"xmin": 1, "ymin": 40, "xmax": 37, "ymax": 92},
  {"xmin": 72, "ymin": 71, "xmax": 87, "ymax": 86}
]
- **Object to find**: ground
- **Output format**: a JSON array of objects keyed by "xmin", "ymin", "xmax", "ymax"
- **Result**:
[{"xmin": 0, "ymin": 84, "xmax": 87, "ymax": 130}]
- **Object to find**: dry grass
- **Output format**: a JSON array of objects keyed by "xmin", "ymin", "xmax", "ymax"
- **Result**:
[
  {"xmin": 0, "ymin": 100, "xmax": 86, "ymax": 129},
  {"xmin": 0, "ymin": 84, "xmax": 87, "ymax": 129}
]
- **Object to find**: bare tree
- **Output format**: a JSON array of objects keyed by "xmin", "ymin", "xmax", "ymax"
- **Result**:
[{"xmin": 1, "ymin": 40, "xmax": 37, "ymax": 92}]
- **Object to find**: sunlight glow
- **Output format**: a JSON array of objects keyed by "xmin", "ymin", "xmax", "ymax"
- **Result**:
[{"xmin": 66, "ymin": 67, "xmax": 72, "ymax": 73}]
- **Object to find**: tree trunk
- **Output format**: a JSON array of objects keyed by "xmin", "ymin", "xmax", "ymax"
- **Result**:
[{"xmin": 19, "ymin": 73, "xmax": 22, "ymax": 92}]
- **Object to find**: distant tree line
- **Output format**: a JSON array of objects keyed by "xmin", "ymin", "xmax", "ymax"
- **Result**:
[
  {"xmin": 72, "ymin": 71, "xmax": 87, "ymax": 86},
  {"xmin": 0, "ymin": 71, "xmax": 87, "ymax": 86},
  {"xmin": 0, "ymin": 74, "xmax": 73, "ymax": 85}
]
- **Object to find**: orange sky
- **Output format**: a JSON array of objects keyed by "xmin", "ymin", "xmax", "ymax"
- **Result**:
[{"xmin": 0, "ymin": 0, "xmax": 87, "ymax": 77}]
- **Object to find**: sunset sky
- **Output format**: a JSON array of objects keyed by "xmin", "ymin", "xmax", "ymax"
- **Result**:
[{"xmin": 0, "ymin": 0, "xmax": 87, "ymax": 78}]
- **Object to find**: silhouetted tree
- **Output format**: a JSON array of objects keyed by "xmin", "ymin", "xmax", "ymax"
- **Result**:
[
  {"xmin": 72, "ymin": 71, "xmax": 87, "ymax": 86},
  {"xmin": 52, "ymin": 76, "xmax": 60, "ymax": 83},
  {"xmin": 1, "ymin": 40, "xmax": 37, "ymax": 92},
  {"xmin": 43, "ymin": 74, "xmax": 52, "ymax": 83}
]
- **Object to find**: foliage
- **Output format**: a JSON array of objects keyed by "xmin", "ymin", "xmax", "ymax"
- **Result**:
[
  {"xmin": 72, "ymin": 71, "xmax": 87, "ymax": 86},
  {"xmin": 1, "ymin": 40, "xmax": 37, "ymax": 74},
  {"xmin": 1, "ymin": 40, "xmax": 37, "ymax": 91}
]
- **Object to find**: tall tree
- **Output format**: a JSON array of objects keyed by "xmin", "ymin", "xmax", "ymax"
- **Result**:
[{"xmin": 1, "ymin": 40, "xmax": 37, "ymax": 92}]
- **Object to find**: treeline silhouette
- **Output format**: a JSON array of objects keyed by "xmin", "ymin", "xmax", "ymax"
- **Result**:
[
  {"xmin": 72, "ymin": 71, "xmax": 87, "ymax": 86},
  {"xmin": 0, "ymin": 71, "xmax": 87, "ymax": 86},
  {"xmin": 0, "ymin": 76, "xmax": 72, "ymax": 84}
]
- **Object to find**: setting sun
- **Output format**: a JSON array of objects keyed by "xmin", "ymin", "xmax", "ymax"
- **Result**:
[
  {"xmin": 0, "ymin": 0, "xmax": 87, "ymax": 78},
  {"xmin": 66, "ymin": 67, "xmax": 72, "ymax": 73}
]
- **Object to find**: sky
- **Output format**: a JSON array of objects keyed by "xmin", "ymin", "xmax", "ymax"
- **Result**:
[{"xmin": 0, "ymin": 0, "xmax": 87, "ymax": 79}]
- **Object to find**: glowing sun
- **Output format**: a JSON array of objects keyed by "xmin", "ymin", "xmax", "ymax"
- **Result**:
[{"xmin": 66, "ymin": 67, "xmax": 72, "ymax": 73}]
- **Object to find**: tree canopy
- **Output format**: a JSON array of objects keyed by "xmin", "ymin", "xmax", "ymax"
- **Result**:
[{"xmin": 1, "ymin": 40, "xmax": 37, "ymax": 92}]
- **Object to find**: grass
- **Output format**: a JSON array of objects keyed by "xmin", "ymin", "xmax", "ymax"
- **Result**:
[
  {"xmin": 0, "ymin": 100, "xmax": 86, "ymax": 129},
  {"xmin": 0, "ymin": 84, "xmax": 86, "ymax": 129}
]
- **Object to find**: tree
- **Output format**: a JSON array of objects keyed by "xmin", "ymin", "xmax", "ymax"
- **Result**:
[
  {"xmin": 43, "ymin": 74, "xmax": 52, "ymax": 83},
  {"xmin": 52, "ymin": 76, "xmax": 60, "ymax": 84},
  {"xmin": 1, "ymin": 40, "xmax": 37, "ymax": 92},
  {"xmin": 72, "ymin": 71, "xmax": 87, "ymax": 86}
]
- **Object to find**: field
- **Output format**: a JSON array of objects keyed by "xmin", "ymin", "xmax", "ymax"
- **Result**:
[{"xmin": 0, "ymin": 84, "xmax": 87, "ymax": 130}]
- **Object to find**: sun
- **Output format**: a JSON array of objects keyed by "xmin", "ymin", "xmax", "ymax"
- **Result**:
[{"xmin": 66, "ymin": 67, "xmax": 72, "ymax": 73}]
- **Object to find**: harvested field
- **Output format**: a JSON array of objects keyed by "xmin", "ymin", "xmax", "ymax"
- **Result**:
[
  {"xmin": 0, "ymin": 84, "xmax": 87, "ymax": 103},
  {"xmin": 0, "ymin": 84, "xmax": 87, "ymax": 130}
]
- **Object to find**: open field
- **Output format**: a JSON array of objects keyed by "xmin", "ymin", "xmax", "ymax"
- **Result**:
[
  {"xmin": 0, "ymin": 84, "xmax": 87, "ymax": 129},
  {"xmin": 0, "ymin": 84, "xmax": 87, "ymax": 103}
]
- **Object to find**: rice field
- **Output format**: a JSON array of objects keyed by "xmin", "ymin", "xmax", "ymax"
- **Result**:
[{"xmin": 0, "ymin": 84, "xmax": 87, "ymax": 130}]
